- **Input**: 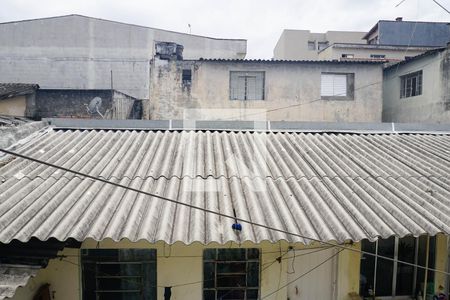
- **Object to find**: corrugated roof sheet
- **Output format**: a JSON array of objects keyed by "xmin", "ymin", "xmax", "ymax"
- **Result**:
[
  {"xmin": 0, "ymin": 265, "xmax": 40, "ymax": 300},
  {"xmin": 0, "ymin": 128, "xmax": 449, "ymax": 245},
  {"xmin": 196, "ymin": 58, "xmax": 385, "ymax": 64},
  {"xmin": 0, "ymin": 83, "xmax": 39, "ymax": 100}
]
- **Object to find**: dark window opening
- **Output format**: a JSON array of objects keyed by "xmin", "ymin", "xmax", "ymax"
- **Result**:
[
  {"xmin": 203, "ymin": 248, "xmax": 260, "ymax": 300},
  {"xmin": 81, "ymin": 249, "xmax": 157, "ymax": 300},
  {"xmin": 400, "ymin": 70, "xmax": 423, "ymax": 98},
  {"xmin": 182, "ymin": 69, "xmax": 192, "ymax": 87}
]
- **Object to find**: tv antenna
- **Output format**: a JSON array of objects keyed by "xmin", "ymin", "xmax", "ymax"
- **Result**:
[{"xmin": 85, "ymin": 97, "xmax": 104, "ymax": 118}]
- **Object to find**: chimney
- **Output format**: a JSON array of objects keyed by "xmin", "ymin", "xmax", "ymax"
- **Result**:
[{"xmin": 396, "ymin": 17, "xmax": 403, "ymax": 21}]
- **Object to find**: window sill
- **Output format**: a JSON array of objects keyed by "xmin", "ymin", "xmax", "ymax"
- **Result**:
[{"xmin": 321, "ymin": 96, "xmax": 354, "ymax": 101}]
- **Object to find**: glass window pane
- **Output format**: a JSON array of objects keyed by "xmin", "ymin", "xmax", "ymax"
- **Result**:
[
  {"xmin": 396, "ymin": 236, "xmax": 415, "ymax": 296},
  {"xmin": 217, "ymin": 274, "xmax": 246, "ymax": 287},
  {"xmin": 376, "ymin": 237, "xmax": 395, "ymax": 296},
  {"xmin": 203, "ymin": 290, "xmax": 216, "ymax": 300},
  {"xmin": 204, "ymin": 249, "xmax": 216, "ymax": 260},
  {"xmin": 217, "ymin": 289, "xmax": 245, "ymax": 299},
  {"xmin": 218, "ymin": 249, "xmax": 246, "ymax": 261},
  {"xmin": 360, "ymin": 240, "xmax": 376, "ymax": 297},
  {"xmin": 204, "ymin": 262, "xmax": 215, "ymax": 288},
  {"xmin": 247, "ymin": 249, "xmax": 260, "ymax": 260},
  {"xmin": 247, "ymin": 262, "xmax": 259, "ymax": 287},
  {"xmin": 217, "ymin": 262, "xmax": 246, "ymax": 273}
]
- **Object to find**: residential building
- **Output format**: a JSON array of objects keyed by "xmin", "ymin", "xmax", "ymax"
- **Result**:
[
  {"xmin": 0, "ymin": 15, "xmax": 247, "ymax": 100},
  {"xmin": 274, "ymin": 18, "xmax": 450, "ymax": 62},
  {"xmin": 148, "ymin": 46, "xmax": 384, "ymax": 122},
  {"xmin": 364, "ymin": 18, "xmax": 450, "ymax": 47},
  {"xmin": 383, "ymin": 45, "xmax": 450, "ymax": 123},
  {"xmin": 0, "ymin": 119, "xmax": 449, "ymax": 300},
  {"xmin": 318, "ymin": 43, "xmax": 436, "ymax": 62},
  {"xmin": 273, "ymin": 30, "xmax": 366, "ymax": 60},
  {"xmin": 0, "ymin": 83, "xmax": 39, "ymax": 117}
]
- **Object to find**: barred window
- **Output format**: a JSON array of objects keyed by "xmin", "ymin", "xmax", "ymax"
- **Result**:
[
  {"xmin": 230, "ymin": 71, "xmax": 265, "ymax": 100},
  {"xmin": 400, "ymin": 70, "xmax": 422, "ymax": 98},
  {"xmin": 81, "ymin": 249, "xmax": 157, "ymax": 300},
  {"xmin": 203, "ymin": 248, "xmax": 260, "ymax": 300}
]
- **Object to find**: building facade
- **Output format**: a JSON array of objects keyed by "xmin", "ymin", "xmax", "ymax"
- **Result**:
[
  {"xmin": 274, "ymin": 18, "xmax": 449, "ymax": 62},
  {"xmin": 0, "ymin": 15, "xmax": 247, "ymax": 100},
  {"xmin": 148, "ymin": 55, "xmax": 384, "ymax": 122},
  {"xmin": 383, "ymin": 46, "xmax": 450, "ymax": 123},
  {"xmin": 273, "ymin": 30, "xmax": 366, "ymax": 60},
  {"xmin": 364, "ymin": 18, "xmax": 450, "ymax": 46}
]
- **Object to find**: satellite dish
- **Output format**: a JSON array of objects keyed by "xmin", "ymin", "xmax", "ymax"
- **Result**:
[{"xmin": 86, "ymin": 97, "xmax": 104, "ymax": 118}]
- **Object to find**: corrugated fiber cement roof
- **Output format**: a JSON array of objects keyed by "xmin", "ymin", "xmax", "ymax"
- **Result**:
[{"xmin": 0, "ymin": 127, "xmax": 449, "ymax": 245}]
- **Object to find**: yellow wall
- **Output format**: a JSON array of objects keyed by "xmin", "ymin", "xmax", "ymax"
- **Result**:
[
  {"xmin": 0, "ymin": 96, "xmax": 26, "ymax": 116},
  {"xmin": 337, "ymin": 243, "xmax": 361, "ymax": 300},
  {"xmin": 11, "ymin": 240, "xmax": 291, "ymax": 300},
  {"xmin": 434, "ymin": 233, "xmax": 449, "ymax": 293},
  {"xmin": 12, "ymin": 238, "xmax": 445, "ymax": 300}
]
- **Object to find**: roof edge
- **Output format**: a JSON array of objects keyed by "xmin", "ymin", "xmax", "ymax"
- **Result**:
[
  {"xmin": 44, "ymin": 119, "xmax": 450, "ymax": 135},
  {"xmin": 0, "ymin": 14, "xmax": 247, "ymax": 42}
]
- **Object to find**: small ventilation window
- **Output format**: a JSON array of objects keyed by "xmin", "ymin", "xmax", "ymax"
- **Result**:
[{"xmin": 182, "ymin": 69, "xmax": 192, "ymax": 87}]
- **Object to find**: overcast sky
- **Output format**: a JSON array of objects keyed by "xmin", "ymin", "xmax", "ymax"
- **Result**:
[{"xmin": 1, "ymin": 0, "xmax": 450, "ymax": 58}]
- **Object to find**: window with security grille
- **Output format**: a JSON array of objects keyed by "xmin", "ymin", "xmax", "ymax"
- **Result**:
[
  {"xmin": 203, "ymin": 248, "xmax": 260, "ymax": 300},
  {"xmin": 230, "ymin": 71, "xmax": 265, "ymax": 100},
  {"xmin": 400, "ymin": 70, "xmax": 422, "ymax": 98},
  {"xmin": 321, "ymin": 73, "xmax": 354, "ymax": 100},
  {"xmin": 81, "ymin": 249, "xmax": 157, "ymax": 300}
]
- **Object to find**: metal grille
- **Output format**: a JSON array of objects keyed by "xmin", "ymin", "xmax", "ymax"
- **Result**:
[
  {"xmin": 81, "ymin": 249, "xmax": 156, "ymax": 300},
  {"xmin": 203, "ymin": 249, "xmax": 260, "ymax": 300}
]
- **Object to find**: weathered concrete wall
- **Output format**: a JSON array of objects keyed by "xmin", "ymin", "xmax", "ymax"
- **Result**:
[
  {"xmin": 149, "ymin": 59, "xmax": 383, "ymax": 122},
  {"xmin": 0, "ymin": 15, "xmax": 246, "ymax": 99},
  {"xmin": 273, "ymin": 29, "xmax": 365, "ymax": 60},
  {"xmin": 33, "ymin": 89, "xmax": 140, "ymax": 119},
  {"xmin": 383, "ymin": 48, "xmax": 450, "ymax": 123},
  {"xmin": 0, "ymin": 95, "xmax": 26, "ymax": 116}
]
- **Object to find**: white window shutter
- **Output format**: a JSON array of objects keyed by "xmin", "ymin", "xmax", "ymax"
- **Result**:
[
  {"xmin": 321, "ymin": 74, "xmax": 334, "ymax": 96},
  {"xmin": 321, "ymin": 74, "xmax": 347, "ymax": 97},
  {"xmin": 333, "ymin": 74, "xmax": 347, "ymax": 96}
]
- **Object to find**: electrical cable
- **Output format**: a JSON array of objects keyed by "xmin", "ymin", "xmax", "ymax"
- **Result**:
[
  {"xmin": 432, "ymin": 0, "xmax": 450, "ymax": 13},
  {"xmin": 0, "ymin": 147, "xmax": 449, "ymax": 277}
]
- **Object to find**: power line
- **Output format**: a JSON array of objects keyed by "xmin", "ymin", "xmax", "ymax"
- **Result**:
[
  {"xmin": 0, "ymin": 147, "xmax": 449, "ymax": 277},
  {"xmin": 432, "ymin": 0, "xmax": 450, "ymax": 13}
]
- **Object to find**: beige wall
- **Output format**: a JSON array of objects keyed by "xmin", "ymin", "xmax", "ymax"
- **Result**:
[
  {"xmin": 0, "ymin": 96, "xmax": 26, "ymax": 116},
  {"xmin": 11, "ymin": 237, "xmax": 447, "ymax": 300},
  {"xmin": 318, "ymin": 46, "xmax": 428, "ymax": 61},
  {"xmin": 273, "ymin": 30, "xmax": 365, "ymax": 60},
  {"xmin": 148, "ymin": 59, "xmax": 383, "ymax": 122},
  {"xmin": 383, "ymin": 49, "xmax": 450, "ymax": 123}
]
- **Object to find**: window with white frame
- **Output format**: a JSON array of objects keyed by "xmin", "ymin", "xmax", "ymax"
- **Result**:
[
  {"xmin": 370, "ymin": 54, "xmax": 386, "ymax": 59},
  {"xmin": 321, "ymin": 73, "xmax": 354, "ymax": 100},
  {"xmin": 81, "ymin": 249, "xmax": 157, "ymax": 300},
  {"xmin": 230, "ymin": 71, "xmax": 265, "ymax": 100},
  {"xmin": 359, "ymin": 236, "xmax": 436, "ymax": 299},
  {"xmin": 203, "ymin": 248, "xmax": 260, "ymax": 300},
  {"xmin": 400, "ymin": 70, "xmax": 423, "ymax": 98}
]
